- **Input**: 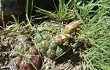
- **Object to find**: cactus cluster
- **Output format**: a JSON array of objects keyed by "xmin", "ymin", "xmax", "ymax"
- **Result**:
[{"xmin": 34, "ymin": 20, "xmax": 81, "ymax": 59}]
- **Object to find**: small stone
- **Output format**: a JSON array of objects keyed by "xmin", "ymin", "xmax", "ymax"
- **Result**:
[
  {"xmin": 29, "ymin": 55, "xmax": 42, "ymax": 68},
  {"xmin": 20, "ymin": 61, "xmax": 35, "ymax": 70}
]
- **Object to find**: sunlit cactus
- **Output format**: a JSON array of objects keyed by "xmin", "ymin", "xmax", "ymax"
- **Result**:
[{"xmin": 34, "ymin": 21, "xmax": 81, "ymax": 59}]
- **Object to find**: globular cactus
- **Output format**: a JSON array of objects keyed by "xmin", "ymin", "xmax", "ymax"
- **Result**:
[{"xmin": 34, "ymin": 20, "xmax": 81, "ymax": 59}]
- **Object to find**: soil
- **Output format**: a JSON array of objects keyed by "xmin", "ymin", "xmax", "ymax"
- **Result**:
[{"xmin": 0, "ymin": 23, "xmax": 83, "ymax": 70}]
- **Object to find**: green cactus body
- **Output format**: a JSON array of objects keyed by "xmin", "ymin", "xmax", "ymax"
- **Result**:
[{"xmin": 34, "ymin": 21, "xmax": 75, "ymax": 59}]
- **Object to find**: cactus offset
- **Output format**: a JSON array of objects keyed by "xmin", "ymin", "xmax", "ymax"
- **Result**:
[{"xmin": 64, "ymin": 20, "xmax": 81, "ymax": 34}]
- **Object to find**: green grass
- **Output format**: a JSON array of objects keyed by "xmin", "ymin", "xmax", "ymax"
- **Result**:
[
  {"xmin": 75, "ymin": 0, "xmax": 110, "ymax": 70},
  {"xmin": 35, "ymin": 0, "xmax": 75, "ymax": 22}
]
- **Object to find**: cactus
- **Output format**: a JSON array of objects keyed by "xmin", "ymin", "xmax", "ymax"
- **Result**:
[{"xmin": 34, "ymin": 20, "xmax": 81, "ymax": 59}]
